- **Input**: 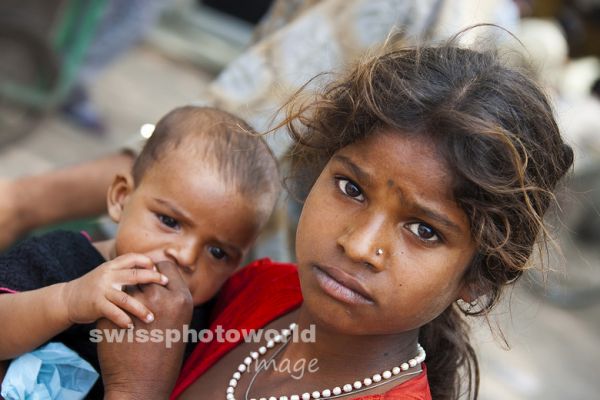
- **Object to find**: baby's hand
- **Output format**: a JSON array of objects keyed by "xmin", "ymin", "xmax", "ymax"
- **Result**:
[{"xmin": 60, "ymin": 253, "xmax": 168, "ymax": 328}]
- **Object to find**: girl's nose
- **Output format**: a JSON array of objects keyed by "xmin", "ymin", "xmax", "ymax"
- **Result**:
[{"xmin": 336, "ymin": 213, "xmax": 387, "ymax": 271}]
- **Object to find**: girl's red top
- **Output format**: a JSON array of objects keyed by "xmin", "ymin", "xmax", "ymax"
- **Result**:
[{"xmin": 171, "ymin": 258, "xmax": 431, "ymax": 399}]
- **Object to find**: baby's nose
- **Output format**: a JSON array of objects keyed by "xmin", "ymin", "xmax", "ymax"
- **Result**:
[{"xmin": 166, "ymin": 243, "xmax": 200, "ymax": 271}]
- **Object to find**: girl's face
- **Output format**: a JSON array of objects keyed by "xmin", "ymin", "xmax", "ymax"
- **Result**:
[{"xmin": 295, "ymin": 129, "xmax": 477, "ymax": 335}]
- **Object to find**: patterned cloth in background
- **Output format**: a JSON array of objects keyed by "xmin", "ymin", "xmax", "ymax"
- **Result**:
[{"xmin": 126, "ymin": 0, "xmax": 521, "ymax": 261}]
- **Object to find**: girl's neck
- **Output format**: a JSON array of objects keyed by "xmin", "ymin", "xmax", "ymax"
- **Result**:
[{"xmin": 260, "ymin": 305, "xmax": 421, "ymax": 387}]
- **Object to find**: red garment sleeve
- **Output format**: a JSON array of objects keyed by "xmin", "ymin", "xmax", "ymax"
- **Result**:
[
  {"xmin": 354, "ymin": 364, "xmax": 431, "ymax": 399},
  {"xmin": 170, "ymin": 258, "xmax": 431, "ymax": 399},
  {"xmin": 171, "ymin": 258, "xmax": 303, "ymax": 399}
]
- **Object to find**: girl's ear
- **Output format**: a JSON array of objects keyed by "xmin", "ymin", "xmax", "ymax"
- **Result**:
[
  {"xmin": 457, "ymin": 283, "xmax": 477, "ymax": 304},
  {"xmin": 456, "ymin": 254, "xmax": 486, "ymax": 303},
  {"xmin": 107, "ymin": 174, "xmax": 135, "ymax": 223}
]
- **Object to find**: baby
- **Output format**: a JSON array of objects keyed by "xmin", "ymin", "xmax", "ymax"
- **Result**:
[{"xmin": 0, "ymin": 106, "xmax": 279, "ymax": 397}]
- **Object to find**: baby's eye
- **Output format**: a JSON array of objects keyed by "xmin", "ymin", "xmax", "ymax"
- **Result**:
[
  {"xmin": 406, "ymin": 222, "xmax": 440, "ymax": 243},
  {"xmin": 157, "ymin": 214, "xmax": 180, "ymax": 230},
  {"xmin": 208, "ymin": 246, "xmax": 227, "ymax": 260},
  {"xmin": 336, "ymin": 178, "xmax": 364, "ymax": 201}
]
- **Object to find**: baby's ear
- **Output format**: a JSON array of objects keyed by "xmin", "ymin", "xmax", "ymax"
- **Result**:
[{"xmin": 107, "ymin": 174, "xmax": 135, "ymax": 223}]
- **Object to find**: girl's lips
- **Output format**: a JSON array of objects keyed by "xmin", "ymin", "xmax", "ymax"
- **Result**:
[{"xmin": 313, "ymin": 265, "xmax": 375, "ymax": 305}]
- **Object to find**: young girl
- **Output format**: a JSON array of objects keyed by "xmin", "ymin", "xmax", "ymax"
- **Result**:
[{"xmin": 101, "ymin": 40, "xmax": 574, "ymax": 400}]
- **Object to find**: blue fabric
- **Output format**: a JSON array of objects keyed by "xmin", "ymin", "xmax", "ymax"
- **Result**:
[{"xmin": 1, "ymin": 342, "xmax": 98, "ymax": 400}]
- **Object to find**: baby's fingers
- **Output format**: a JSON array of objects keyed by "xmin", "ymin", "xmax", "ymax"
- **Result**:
[
  {"xmin": 100, "ymin": 300, "xmax": 133, "ymax": 329},
  {"xmin": 116, "ymin": 267, "xmax": 169, "ymax": 287},
  {"xmin": 110, "ymin": 253, "xmax": 155, "ymax": 270},
  {"xmin": 106, "ymin": 288, "xmax": 155, "ymax": 324}
]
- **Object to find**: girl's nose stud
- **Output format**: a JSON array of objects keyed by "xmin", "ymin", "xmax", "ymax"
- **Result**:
[{"xmin": 375, "ymin": 248, "xmax": 384, "ymax": 256}]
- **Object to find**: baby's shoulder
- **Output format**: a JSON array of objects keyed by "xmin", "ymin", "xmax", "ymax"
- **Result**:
[{"xmin": 0, "ymin": 230, "xmax": 103, "ymax": 293}]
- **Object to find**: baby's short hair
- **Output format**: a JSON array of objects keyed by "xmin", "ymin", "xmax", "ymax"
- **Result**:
[{"xmin": 132, "ymin": 106, "xmax": 280, "ymax": 215}]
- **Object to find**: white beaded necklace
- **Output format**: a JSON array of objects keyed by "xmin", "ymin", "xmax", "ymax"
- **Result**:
[{"xmin": 224, "ymin": 323, "xmax": 426, "ymax": 400}]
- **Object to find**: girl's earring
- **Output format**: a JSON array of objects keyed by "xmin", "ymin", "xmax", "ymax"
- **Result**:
[{"xmin": 456, "ymin": 298, "xmax": 479, "ymax": 313}]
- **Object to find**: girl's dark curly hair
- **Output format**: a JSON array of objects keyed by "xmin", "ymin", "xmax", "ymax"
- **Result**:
[{"xmin": 282, "ymin": 39, "xmax": 574, "ymax": 399}]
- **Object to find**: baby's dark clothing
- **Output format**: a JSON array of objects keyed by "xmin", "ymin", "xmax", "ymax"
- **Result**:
[{"xmin": 0, "ymin": 230, "xmax": 211, "ymax": 399}]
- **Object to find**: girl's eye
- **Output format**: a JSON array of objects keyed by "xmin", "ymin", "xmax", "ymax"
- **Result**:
[
  {"xmin": 209, "ymin": 246, "xmax": 227, "ymax": 260},
  {"xmin": 406, "ymin": 222, "xmax": 440, "ymax": 243},
  {"xmin": 157, "ymin": 214, "xmax": 180, "ymax": 230},
  {"xmin": 336, "ymin": 178, "xmax": 364, "ymax": 201}
]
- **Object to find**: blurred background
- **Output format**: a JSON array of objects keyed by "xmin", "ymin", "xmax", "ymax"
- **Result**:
[{"xmin": 0, "ymin": 0, "xmax": 599, "ymax": 399}]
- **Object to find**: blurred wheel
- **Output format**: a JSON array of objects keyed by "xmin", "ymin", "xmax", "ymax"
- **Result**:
[{"xmin": 0, "ymin": 23, "xmax": 58, "ymax": 147}]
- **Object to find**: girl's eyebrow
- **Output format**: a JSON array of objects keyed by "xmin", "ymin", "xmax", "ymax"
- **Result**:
[
  {"xmin": 332, "ymin": 155, "xmax": 462, "ymax": 235},
  {"xmin": 414, "ymin": 203, "xmax": 463, "ymax": 235},
  {"xmin": 332, "ymin": 154, "xmax": 372, "ymax": 185},
  {"xmin": 395, "ymin": 187, "xmax": 463, "ymax": 235}
]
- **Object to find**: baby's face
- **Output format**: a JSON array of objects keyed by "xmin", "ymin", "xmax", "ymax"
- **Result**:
[{"xmin": 109, "ymin": 151, "xmax": 262, "ymax": 305}]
